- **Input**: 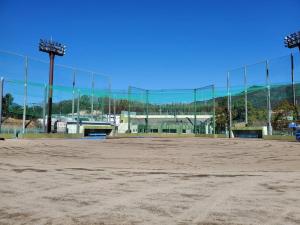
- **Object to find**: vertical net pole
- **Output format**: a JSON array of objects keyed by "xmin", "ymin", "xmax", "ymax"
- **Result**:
[
  {"xmin": 146, "ymin": 89, "xmax": 149, "ymax": 133},
  {"xmin": 76, "ymin": 91, "xmax": 80, "ymax": 134},
  {"xmin": 0, "ymin": 77, "xmax": 4, "ymax": 133},
  {"xmin": 212, "ymin": 85, "xmax": 216, "ymax": 135},
  {"xmin": 108, "ymin": 79, "xmax": 111, "ymax": 123},
  {"xmin": 244, "ymin": 65, "xmax": 248, "ymax": 125},
  {"xmin": 227, "ymin": 71, "xmax": 232, "ymax": 138},
  {"xmin": 72, "ymin": 70, "xmax": 76, "ymax": 120},
  {"xmin": 291, "ymin": 53, "xmax": 296, "ymax": 107},
  {"xmin": 100, "ymin": 96, "xmax": 104, "ymax": 121},
  {"xmin": 43, "ymin": 84, "xmax": 47, "ymax": 133},
  {"xmin": 266, "ymin": 60, "xmax": 272, "ymax": 135},
  {"xmin": 91, "ymin": 72, "xmax": 94, "ymax": 121},
  {"xmin": 113, "ymin": 97, "xmax": 116, "ymax": 135},
  {"xmin": 22, "ymin": 56, "xmax": 28, "ymax": 134},
  {"xmin": 193, "ymin": 88, "xmax": 196, "ymax": 134},
  {"xmin": 128, "ymin": 86, "xmax": 131, "ymax": 133}
]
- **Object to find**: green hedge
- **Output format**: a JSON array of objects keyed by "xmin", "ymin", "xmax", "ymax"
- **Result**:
[{"xmin": 263, "ymin": 135, "xmax": 296, "ymax": 142}]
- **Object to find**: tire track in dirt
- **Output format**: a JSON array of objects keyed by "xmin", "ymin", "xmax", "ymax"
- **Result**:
[{"xmin": 175, "ymin": 176, "xmax": 258, "ymax": 224}]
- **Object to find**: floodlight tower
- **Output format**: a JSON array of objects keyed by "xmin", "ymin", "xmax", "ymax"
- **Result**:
[
  {"xmin": 39, "ymin": 39, "xmax": 66, "ymax": 133},
  {"xmin": 284, "ymin": 31, "xmax": 300, "ymax": 108},
  {"xmin": 284, "ymin": 31, "xmax": 300, "ymax": 50}
]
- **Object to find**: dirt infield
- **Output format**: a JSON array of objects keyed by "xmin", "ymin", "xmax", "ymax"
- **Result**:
[{"xmin": 0, "ymin": 137, "xmax": 300, "ymax": 225}]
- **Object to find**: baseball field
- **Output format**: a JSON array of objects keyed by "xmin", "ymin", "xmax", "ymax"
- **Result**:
[{"xmin": 0, "ymin": 137, "xmax": 299, "ymax": 225}]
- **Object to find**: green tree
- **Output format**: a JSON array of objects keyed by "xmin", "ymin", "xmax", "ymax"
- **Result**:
[
  {"xmin": 272, "ymin": 100, "xmax": 298, "ymax": 132},
  {"xmin": 2, "ymin": 93, "xmax": 13, "ymax": 117}
]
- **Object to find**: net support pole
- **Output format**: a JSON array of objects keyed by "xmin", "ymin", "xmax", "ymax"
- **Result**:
[
  {"xmin": 76, "ymin": 91, "xmax": 80, "ymax": 134},
  {"xmin": 266, "ymin": 60, "xmax": 272, "ymax": 135},
  {"xmin": 146, "ymin": 89, "xmax": 149, "ymax": 133},
  {"xmin": 212, "ymin": 85, "xmax": 216, "ymax": 135},
  {"xmin": 0, "ymin": 77, "xmax": 4, "ymax": 133},
  {"xmin": 42, "ymin": 84, "xmax": 47, "ymax": 132},
  {"xmin": 193, "ymin": 88, "xmax": 197, "ymax": 134},
  {"xmin": 127, "ymin": 86, "xmax": 131, "ymax": 133},
  {"xmin": 22, "ymin": 56, "xmax": 28, "ymax": 134},
  {"xmin": 108, "ymin": 79, "xmax": 111, "ymax": 123},
  {"xmin": 227, "ymin": 71, "xmax": 232, "ymax": 138},
  {"xmin": 98, "ymin": 97, "xmax": 105, "ymax": 121},
  {"xmin": 113, "ymin": 97, "xmax": 116, "ymax": 136},
  {"xmin": 291, "ymin": 53, "xmax": 296, "ymax": 107},
  {"xmin": 244, "ymin": 65, "xmax": 248, "ymax": 125},
  {"xmin": 91, "ymin": 72, "xmax": 94, "ymax": 121},
  {"xmin": 72, "ymin": 70, "xmax": 76, "ymax": 120}
]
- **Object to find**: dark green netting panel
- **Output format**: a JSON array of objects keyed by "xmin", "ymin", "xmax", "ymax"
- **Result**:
[
  {"xmin": 147, "ymin": 89, "xmax": 194, "ymax": 134},
  {"xmin": 111, "ymin": 90, "xmax": 131, "ymax": 133},
  {"xmin": 228, "ymin": 67, "xmax": 247, "ymax": 126},
  {"xmin": 195, "ymin": 85, "xmax": 215, "ymax": 134},
  {"xmin": 2, "ymin": 80, "xmax": 25, "ymax": 134},
  {"xmin": 52, "ymin": 85, "xmax": 76, "ymax": 122},
  {"xmin": 292, "ymin": 52, "xmax": 300, "ymax": 126},
  {"xmin": 127, "ymin": 86, "xmax": 215, "ymax": 134},
  {"xmin": 214, "ymin": 86, "xmax": 228, "ymax": 135},
  {"xmin": 26, "ymin": 81, "xmax": 47, "ymax": 133},
  {"xmin": 128, "ymin": 86, "xmax": 147, "ymax": 133},
  {"xmin": 93, "ymin": 89, "xmax": 110, "ymax": 122},
  {"xmin": 269, "ymin": 55, "xmax": 295, "ymax": 135},
  {"xmin": 245, "ymin": 61, "xmax": 268, "ymax": 128}
]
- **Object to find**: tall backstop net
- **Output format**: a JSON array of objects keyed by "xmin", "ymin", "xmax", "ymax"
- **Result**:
[
  {"xmin": 0, "ymin": 50, "xmax": 111, "ymax": 135},
  {"xmin": 127, "ymin": 86, "xmax": 215, "ymax": 134},
  {"xmin": 227, "ymin": 52, "xmax": 300, "ymax": 136}
]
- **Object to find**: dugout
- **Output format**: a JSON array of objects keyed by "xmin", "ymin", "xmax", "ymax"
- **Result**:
[
  {"xmin": 232, "ymin": 126, "xmax": 267, "ymax": 138},
  {"xmin": 66, "ymin": 121, "xmax": 114, "ymax": 136}
]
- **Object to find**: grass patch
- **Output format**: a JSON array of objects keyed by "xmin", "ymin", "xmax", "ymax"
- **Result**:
[
  {"xmin": 113, "ymin": 133, "xmax": 195, "ymax": 138},
  {"xmin": 263, "ymin": 135, "xmax": 296, "ymax": 142},
  {"xmin": 0, "ymin": 133, "xmax": 15, "ymax": 139},
  {"xmin": 20, "ymin": 133, "xmax": 83, "ymax": 139},
  {"xmin": 112, "ymin": 133, "xmax": 226, "ymax": 138},
  {"xmin": 195, "ymin": 134, "xmax": 227, "ymax": 138}
]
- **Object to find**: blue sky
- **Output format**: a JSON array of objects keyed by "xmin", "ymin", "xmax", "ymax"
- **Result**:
[{"xmin": 0, "ymin": 0, "xmax": 299, "ymax": 89}]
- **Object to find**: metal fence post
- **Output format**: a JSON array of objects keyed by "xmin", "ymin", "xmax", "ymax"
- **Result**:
[
  {"xmin": 22, "ymin": 56, "xmax": 28, "ymax": 134},
  {"xmin": 108, "ymin": 79, "xmax": 111, "ymax": 123},
  {"xmin": 193, "ymin": 88, "xmax": 197, "ymax": 134},
  {"xmin": 113, "ymin": 97, "xmax": 116, "ymax": 135},
  {"xmin": 244, "ymin": 65, "xmax": 248, "ymax": 125},
  {"xmin": 266, "ymin": 60, "xmax": 272, "ymax": 135},
  {"xmin": 291, "ymin": 53, "xmax": 296, "ymax": 107},
  {"xmin": 212, "ymin": 85, "xmax": 216, "ymax": 135},
  {"xmin": 227, "ymin": 71, "xmax": 232, "ymax": 138},
  {"xmin": 0, "ymin": 77, "xmax": 4, "ymax": 133},
  {"xmin": 128, "ymin": 86, "xmax": 131, "ymax": 133},
  {"xmin": 43, "ymin": 84, "xmax": 47, "ymax": 132},
  {"xmin": 91, "ymin": 72, "xmax": 94, "ymax": 121},
  {"xmin": 72, "ymin": 70, "xmax": 76, "ymax": 120},
  {"xmin": 146, "ymin": 89, "xmax": 149, "ymax": 133},
  {"xmin": 76, "ymin": 91, "xmax": 80, "ymax": 134}
]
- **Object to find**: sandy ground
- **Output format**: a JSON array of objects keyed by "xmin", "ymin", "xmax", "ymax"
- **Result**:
[{"xmin": 0, "ymin": 137, "xmax": 300, "ymax": 225}]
